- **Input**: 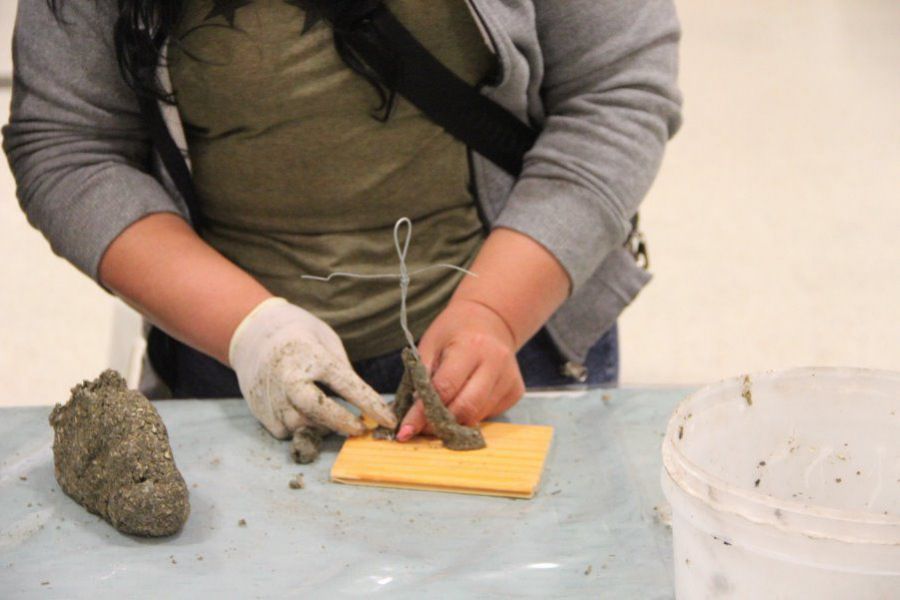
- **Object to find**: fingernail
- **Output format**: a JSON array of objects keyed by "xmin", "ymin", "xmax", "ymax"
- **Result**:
[{"xmin": 397, "ymin": 425, "xmax": 415, "ymax": 442}]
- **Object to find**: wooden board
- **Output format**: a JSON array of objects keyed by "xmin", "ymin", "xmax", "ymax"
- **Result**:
[{"xmin": 331, "ymin": 422, "xmax": 554, "ymax": 499}]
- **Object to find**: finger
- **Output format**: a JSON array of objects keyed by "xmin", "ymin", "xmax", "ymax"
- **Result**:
[
  {"xmin": 486, "ymin": 371, "xmax": 525, "ymax": 420},
  {"xmin": 284, "ymin": 377, "xmax": 366, "ymax": 436},
  {"xmin": 416, "ymin": 329, "xmax": 441, "ymax": 373},
  {"xmin": 281, "ymin": 404, "xmax": 314, "ymax": 433},
  {"xmin": 314, "ymin": 327, "xmax": 352, "ymax": 367},
  {"xmin": 447, "ymin": 364, "xmax": 498, "ymax": 426},
  {"xmin": 244, "ymin": 384, "xmax": 293, "ymax": 439},
  {"xmin": 428, "ymin": 342, "xmax": 480, "ymax": 404},
  {"xmin": 319, "ymin": 360, "xmax": 397, "ymax": 430},
  {"xmin": 397, "ymin": 399, "xmax": 426, "ymax": 442}
]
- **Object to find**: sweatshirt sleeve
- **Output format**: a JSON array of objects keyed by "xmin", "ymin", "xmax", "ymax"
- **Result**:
[
  {"xmin": 493, "ymin": 0, "xmax": 683, "ymax": 290},
  {"xmin": 2, "ymin": 0, "xmax": 185, "ymax": 281}
]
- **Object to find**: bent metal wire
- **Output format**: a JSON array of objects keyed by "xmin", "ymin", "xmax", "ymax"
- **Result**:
[{"xmin": 302, "ymin": 217, "xmax": 477, "ymax": 360}]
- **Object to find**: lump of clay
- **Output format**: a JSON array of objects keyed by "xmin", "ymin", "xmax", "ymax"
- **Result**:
[
  {"xmin": 49, "ymin": 370, "xmax": 190, "ymax": 537},
  {"xmin": 291, "ymin": 426, "xmax": 328, "ymax": 464},
  {"xmin": 393, "ymin": 348, "xmax": 486, "ymax": 451}
]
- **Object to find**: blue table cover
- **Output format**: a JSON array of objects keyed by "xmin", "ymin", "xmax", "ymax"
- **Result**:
[{"xmin": 0, "ymin": 388, "xmax": 686, "ymax": 598}]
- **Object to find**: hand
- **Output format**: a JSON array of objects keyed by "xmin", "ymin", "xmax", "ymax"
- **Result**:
[
  {"xmin": 229, "ymin": 298, "xmax": 397, "ymax": 439},
  {"xmin": 396, "ymin": 298, "xmax": 525, "ymax": 441}
]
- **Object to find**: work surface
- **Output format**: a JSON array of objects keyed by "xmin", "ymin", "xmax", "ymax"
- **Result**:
[{"xmin": 1, "ymin": 388, "xmax": 685, "ymax": 599}]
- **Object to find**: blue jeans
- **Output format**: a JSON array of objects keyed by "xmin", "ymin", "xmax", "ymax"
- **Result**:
[{"xmin": 166, "ymin": 325, "xmax": 618, "ymax": 398}]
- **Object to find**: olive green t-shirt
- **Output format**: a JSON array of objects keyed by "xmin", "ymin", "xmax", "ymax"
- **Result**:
[{"xmin": 170, "ymin": 0, "xmax": 493, "ymax": 360}]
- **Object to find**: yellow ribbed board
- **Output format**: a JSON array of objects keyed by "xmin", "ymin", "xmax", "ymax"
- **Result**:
[{"xmin": 331, "ymin": 422, "xmax": 554, "ymax": 499}]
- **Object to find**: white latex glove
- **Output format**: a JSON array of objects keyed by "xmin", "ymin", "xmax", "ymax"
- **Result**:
[{"xmin": 229, "ymin": 297, "xmax": 397, "ymax": 439}]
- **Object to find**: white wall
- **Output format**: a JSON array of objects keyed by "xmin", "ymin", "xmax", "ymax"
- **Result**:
[
  {"xmin": 618, "ymin": 0, "xmax": 900, "ymax": 383},
  {"xmin": 0, "ymin": 0, "xmax": 12, "ymax": 75},
  {"xmin": 0, "ymin": 1, "xmax": 131, "ymax": 407},
  {"xmin": 1, "ymin": 0, "xmax": 898, "ymax": 406}
]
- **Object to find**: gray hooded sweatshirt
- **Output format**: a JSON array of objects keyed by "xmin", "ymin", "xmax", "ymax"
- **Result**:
[{"xmin": 3, "ymin": 0, "xmax": 682, "ymax": 374}]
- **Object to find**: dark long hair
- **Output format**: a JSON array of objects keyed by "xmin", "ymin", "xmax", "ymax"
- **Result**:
[{"xmin": 50, "ymin": 0, "xmax": 398, "ymax": 119}]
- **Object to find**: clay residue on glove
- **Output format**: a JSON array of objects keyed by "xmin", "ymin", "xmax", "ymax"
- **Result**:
[
  {"xmin": 49, "ymin": 370, "xmax": 190, "ymax": 537},
  {"xmin": 389, "ymin": 348, "xmax": 486, "ymax": 451}
]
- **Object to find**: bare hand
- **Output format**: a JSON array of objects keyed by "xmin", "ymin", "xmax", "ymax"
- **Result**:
[{"xmin": 396, "ymin": 299, "xmax": 525, "ymax": 441}]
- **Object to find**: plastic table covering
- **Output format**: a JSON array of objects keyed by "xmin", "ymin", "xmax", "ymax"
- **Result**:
[{"xmin": 0, "ymin": 388, "xmax": 686, "ymax": 598}]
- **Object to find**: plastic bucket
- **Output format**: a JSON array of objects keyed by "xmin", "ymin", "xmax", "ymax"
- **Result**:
[{"xmin": 661, "ymin": 367, "xmax": 900, "ymax": 599}]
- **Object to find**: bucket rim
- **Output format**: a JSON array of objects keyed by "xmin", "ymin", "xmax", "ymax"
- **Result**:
[{"xmin": 662, "ymin": 366, "xmax": 900, "ymax": 542}]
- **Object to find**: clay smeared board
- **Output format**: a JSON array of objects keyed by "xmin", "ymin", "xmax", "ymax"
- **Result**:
[{"xmin": 331, "ymin": 422, "xmax": 554, "ymax": 499}]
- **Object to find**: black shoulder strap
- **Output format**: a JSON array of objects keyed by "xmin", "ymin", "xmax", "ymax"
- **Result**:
[
  {"xmin": 341, "ymin": 4, "xmax": 539, "ymax": 176},
  {"xmin": 137, "ymin": 95, "xmax": 205, "ymax": 229},
  {"xmin": 352, "ymin": 7, "xmax": 646, "ymax": 264}
]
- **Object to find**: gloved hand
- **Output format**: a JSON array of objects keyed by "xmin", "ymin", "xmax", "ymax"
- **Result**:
[{"xmin": 229, "ymin": 297, "xmax": 397, "ymax": 439}]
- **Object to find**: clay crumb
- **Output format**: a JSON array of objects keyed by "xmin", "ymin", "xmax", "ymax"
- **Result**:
[
  {"xmin": 758, "ymin": 460, "xmax": 766, "ymax": 467},
  {"xmin": 238, "ymin": 519, "xmax": 247, "ymax": 527},
  {"xmin": 291, "ymin": 428, "xmax": 326, "ymax": 464},
  {"xmin": 584, "ymin": 565, "xmax": 592, "ymax": 576},
  {"xmin": 741, "ymin": 375, "xmax": 752, "ymax": 406},
  {"xmin": 372, "ymin": 427, "xmax": 395, "ymax": 441},
  {"xmin": 835, "ymin": 478, "xmax": 842, "ymax": 483},
  {"xmin": 289, "ymin": 474, "xmax": 305, "ymax": 490}
]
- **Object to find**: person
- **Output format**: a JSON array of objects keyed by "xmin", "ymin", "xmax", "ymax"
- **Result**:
[{"xmin": 3, "ymin": 0, "xmax": 681, "ymax": 445}]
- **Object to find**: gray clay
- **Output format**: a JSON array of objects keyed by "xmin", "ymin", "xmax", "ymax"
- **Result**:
[
  {"xmin": 397, "ymin": 348, "xmax": 486, "ymax": 451},
  {"xmin": 391, "ymin": 364, "xmax": 415, "ymax": 422},
  {"xmin": 291, "ymin": 426, "xmax": 327, "ymax": 464},
  {"xmin": 371, "ymin": 426, "xmax": 395, "ymax": 440},
  {"xmin": 49, "ymin": 370, "xmax": 190, "ymax": 537}
]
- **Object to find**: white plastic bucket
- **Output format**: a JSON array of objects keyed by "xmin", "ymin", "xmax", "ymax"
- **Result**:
[{"xmin": 661, "ymin": 367, "xmax": 900, "ymax": 599}]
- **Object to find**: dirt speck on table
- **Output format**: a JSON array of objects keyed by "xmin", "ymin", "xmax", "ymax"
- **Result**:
[
  {"xmin": 289, "ymin": 473, "xmax": 305, "ymax": 489},
  {"xmin": 49, "ymin": 370, "xmax": 190, "ymax": 537}
]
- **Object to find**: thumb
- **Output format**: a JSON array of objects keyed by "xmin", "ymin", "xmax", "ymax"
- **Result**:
[{"xmin": 397, "ymin": 399, "xmax": 426, "ymax": 442}]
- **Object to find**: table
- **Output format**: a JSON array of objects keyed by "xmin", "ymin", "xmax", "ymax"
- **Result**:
[{"xmin": 0, "ymin": 388, "xmax": 687, "ymax": 598}]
